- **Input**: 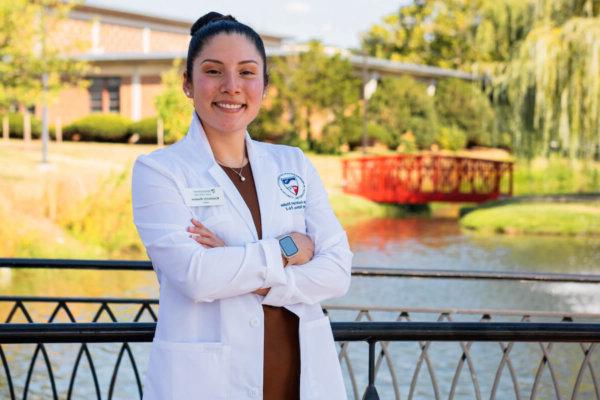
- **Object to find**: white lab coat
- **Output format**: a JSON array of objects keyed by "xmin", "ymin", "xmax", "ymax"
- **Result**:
[{"xmin": 132, "ymin": 112, "xmax": 353, "ymax": 400}]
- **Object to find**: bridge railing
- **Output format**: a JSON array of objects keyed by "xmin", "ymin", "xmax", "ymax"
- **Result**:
[
  {"xmin": 341, "ymin": 154, "xmax": 514, "ymax": 204},
  {"xmin": 1, "ymin": 258, "xmax": 600, "ymax": 400}
]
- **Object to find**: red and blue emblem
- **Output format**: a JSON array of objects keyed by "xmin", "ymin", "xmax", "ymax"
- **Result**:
[{"xmin": 278, "ymin": 173, "xmax": 305, "ymax": 198}]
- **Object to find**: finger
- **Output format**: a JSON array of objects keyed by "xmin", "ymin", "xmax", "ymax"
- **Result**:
[
  {"xmin": 194, "ymin": 234, "xmax": 224, "ymax": 248},
  {"xmin": 187, "ymin": 226, "xmax": 214, "ymax": 238},
  {"xmin": 193, "ymin": 235, "xmax": 216, "ymax": 248},
  {"xmin": 190, "ymin": 236, "xmax": 209, "ymax": 248},
  {"xmin": 191, "ymin": 218, "xmax": 206, "ymax": 228}
]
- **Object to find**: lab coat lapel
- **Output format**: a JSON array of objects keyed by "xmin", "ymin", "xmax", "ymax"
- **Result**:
[
  {"xmin": 187, "ymin": 113, "xmax": 259, "ymax": 241},
  {"xmin": 246, "ymin": 134, "xmax": 277, "ymax": 240}
]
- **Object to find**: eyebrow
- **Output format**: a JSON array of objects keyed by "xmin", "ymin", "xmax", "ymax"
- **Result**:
[{"xmin": 200, "ymin": 59, "xmax": 259, "ymax": 65}]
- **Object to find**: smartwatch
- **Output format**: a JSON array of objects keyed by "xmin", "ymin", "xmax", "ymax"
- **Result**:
[{"xmin": 278, "ymin": 235, "xmax": 299, "ymax": 259}]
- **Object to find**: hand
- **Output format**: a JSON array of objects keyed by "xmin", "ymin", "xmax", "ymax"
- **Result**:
[
  {"xmin": 253, "ymin": 288, "xmax": 270, "ymax": 296},
  {"xmin": 187, "ymin": 218, "xmax": 225, "ymax": 248},
  {"xmin": 286, "ymin": 232, "xmax": 314, "ymax": 266}
]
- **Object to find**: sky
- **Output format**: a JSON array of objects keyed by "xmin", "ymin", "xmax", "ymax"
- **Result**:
[{"xmin": 87, "ymin": 0, "xmax": 408, "ymax": 49}]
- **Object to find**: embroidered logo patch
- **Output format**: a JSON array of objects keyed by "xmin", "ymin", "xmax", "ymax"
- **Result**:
[{"xmin": 278, "ymin": 173, "xmax": 305, "ymax": 199}]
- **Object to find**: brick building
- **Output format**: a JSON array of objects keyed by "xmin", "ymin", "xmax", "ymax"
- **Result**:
[{"xmin": 43, "ymin": 4, "xmax": 286, "ymax": 125}]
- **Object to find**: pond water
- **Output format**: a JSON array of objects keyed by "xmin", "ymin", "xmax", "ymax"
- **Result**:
[{"xmin": 1, "ymin": 217, "xmax": 599, "ymax": 399}]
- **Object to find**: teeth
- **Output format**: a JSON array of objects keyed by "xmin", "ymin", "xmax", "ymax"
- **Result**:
[{"xmin": 216, "ymin": 103, "xmax": 243, "ymax": 109}]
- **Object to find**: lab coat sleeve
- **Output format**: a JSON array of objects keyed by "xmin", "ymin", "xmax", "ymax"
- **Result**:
[
  {"xmin": 131, "ymin": 156, "xmax": 287, "ymax": 303},
  {"xmin": 262, "ymin": 154, "xmax": 353, "ymax": 307}
]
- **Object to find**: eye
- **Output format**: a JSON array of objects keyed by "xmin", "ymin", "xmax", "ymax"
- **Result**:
[
  {"xmin": 204, "ymin": 69, "xmax": 220, "ymax": 75},
  {"xmin": 240, "ymin": 70, "xmax": 256, "ymax": 76}
]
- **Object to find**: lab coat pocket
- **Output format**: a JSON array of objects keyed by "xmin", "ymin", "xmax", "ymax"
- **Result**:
[
  {"xmin": 302, "ymin": 316, "xmax": 346, "ymax": 400},
  {"xmin": 143, "ymin": 339, "xmax": 231, "ymax": 400}
]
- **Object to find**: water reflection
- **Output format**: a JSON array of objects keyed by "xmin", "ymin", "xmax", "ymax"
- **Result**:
[
  {"xmin": 2, "ymin": 217, "xmax": 600, "ymax": 399},
  {"xmin": 342, "ymin": 217, "xmax": 600, "ymax": 313}
]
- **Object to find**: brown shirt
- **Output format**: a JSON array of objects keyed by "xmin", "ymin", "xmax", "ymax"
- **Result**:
[{"xmin": 220, "ymin": 162, "xmax": 300, "ymax": 400}]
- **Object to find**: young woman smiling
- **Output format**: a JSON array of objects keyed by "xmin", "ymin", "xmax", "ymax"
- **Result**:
[{"xmin": 132, "ymin": 12, "xmax": 352, "ymax": 400}]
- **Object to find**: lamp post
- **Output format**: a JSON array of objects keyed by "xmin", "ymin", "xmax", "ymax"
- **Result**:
[
  {"xmin": 39, "ymin": 5, "xmax": 49, "ymax": 164},
  {"xmin": 361, "ymin": 52, "xmax": 378, "ymax": 154}
]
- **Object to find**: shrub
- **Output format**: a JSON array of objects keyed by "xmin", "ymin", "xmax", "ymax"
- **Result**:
[
  {"xmin": 435, "ymin": 79, "xmax": 495, "ymax": 146},
  {"xmin": 280, "ymin": 132, "xmax": 309, "ymax": 151},
  {"xmin": 347, "ymin": 122, "xmax": 396, "ymax": 150},
  {"xmin": 248, "ymin": 101, "xmax": 293, "ymax": 143},
  {"xmin": 437, "ymin": 125, "xmax": 467, "ymax": 151},
  {"xmin": 128, "ymin": 117, "xmax": 159, "ymax": 144},
  {"xmin": 64, "ymin": 114, "xmax": 132, "ymax": 142},
  {"xmin": 313, "ymin": 123, "xmax": 344, "ymax": 154},
  {"xmin": 6, "ymin": 112, "xmax": 42, "ymax": 139}
]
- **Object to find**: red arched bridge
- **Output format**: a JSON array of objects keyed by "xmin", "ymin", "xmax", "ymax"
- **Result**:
[{"xmin": 341, "ymin": 154, "xmax": 513, "ymax": 204}]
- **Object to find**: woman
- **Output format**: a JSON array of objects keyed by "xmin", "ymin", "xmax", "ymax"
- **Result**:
[{"xmin": 132, "ymin": 12, "xmax": 352, "ymax": 400}]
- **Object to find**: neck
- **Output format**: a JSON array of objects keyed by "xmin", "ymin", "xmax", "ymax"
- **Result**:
[{"xmin": 201, "ymin": 121, "xmax": 247, "ymax": 167}]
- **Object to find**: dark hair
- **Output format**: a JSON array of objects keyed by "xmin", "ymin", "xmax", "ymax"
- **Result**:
[{"xmin": 186, "ymin": 12, "xmax": 268, "ymax": 86}]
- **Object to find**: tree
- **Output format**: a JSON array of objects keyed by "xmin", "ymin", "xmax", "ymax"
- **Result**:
[
  {"xmin": 270, "ymin": 41, "xmax": 361, "ymax": 150},
  {"xmin": 361, "ymin": 0, "xmax": 535, "ymax": 71},
  {"xmin": 435, "ymin": 78, "xmax": 495, "ymax": 146},
  {"xmin": 367, "ymin": 76, "xmax": 438, "ymax": 149},
  {"xmin": 362, "ymin": 0, "xmax": 600, "ymax": 159},
  {"xmin": 155, "ymin": 59, "xmax": 193, "ymax": 143},
  {"xmin": 0, "ymin": 0, "xmax": 88, "ymax": 111},
  {"xmin": 500, "ymin": 3, "xmax": 600, "ymax": 159},
  {"xmin": 248, "ymin": 96, "xmax": 293, "ymax": 143}
]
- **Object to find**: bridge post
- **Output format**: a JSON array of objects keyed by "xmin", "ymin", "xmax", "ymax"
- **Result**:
[{"xmin": 362, "ymin": 340, "xmax": 380, "ymax": 400}]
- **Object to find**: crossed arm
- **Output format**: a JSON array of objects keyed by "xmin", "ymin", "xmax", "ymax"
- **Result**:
[
  {"xmin": 132, "ymin": 154, "xmax": 352, "ymax": 306},
  {"xmin": 187, "ymin": 218, "xmax": 315, "ymax": 296}
]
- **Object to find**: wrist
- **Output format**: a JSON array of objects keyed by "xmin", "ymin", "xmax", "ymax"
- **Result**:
[{"xmin": 278, "ymin": 234, "xmax": 299, "ymax": 263}]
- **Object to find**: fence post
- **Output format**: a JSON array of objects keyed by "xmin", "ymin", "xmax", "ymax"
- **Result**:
[
  {"xmin": 23, "ymin": 110, "xmax": 31, "ymax": 142},
  {"xmin": 55, "ymin": 117, "xmax": 62, "ymax": 143},
  {"xmin": 2, "ymin": 115, "xmax": 8, "ymax": 142},
  {"xmin": 362, "ymin": 340, "xmax": 380, "ymax": 400},
  {"xmin": 157, "ymin": 118, "xmax": 164, "ymax": 146}
]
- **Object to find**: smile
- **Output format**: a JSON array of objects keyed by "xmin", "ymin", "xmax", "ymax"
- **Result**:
[{"xmin": 213, "ymin": 102, "xmax": 246, "ymax": 111}]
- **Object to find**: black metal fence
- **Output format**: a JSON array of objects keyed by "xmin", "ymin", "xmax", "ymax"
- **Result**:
[{"xmin": 2, "ymin": 258, "xmax": 600, "ymax": 400}]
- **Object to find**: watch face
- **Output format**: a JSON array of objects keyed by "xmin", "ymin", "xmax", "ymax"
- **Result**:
[{"xmin": 279, "ymin": 236, "xmax": 299, "ymax": 257}]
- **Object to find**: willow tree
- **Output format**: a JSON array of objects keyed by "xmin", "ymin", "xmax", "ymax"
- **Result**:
[
  {"xmin": 362, "ymin": 0, "xmax": 600, "ymax": 159},
  {"xmin": 500, "ymin": 0, "xmax": 600, "ymax": 159}
]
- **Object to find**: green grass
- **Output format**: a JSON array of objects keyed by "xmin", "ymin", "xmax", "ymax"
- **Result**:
[
  {"xmin": 460, "ymin": 201, "xmax": 600, "ymax": 236},
  {"xmin": 329, "ymin": 193, "xmax": 416, "ymax": 226},
  {"xmin": 2, "ymin": 140, "xmax": 599, "ymax": 258},
  {"xmin": 514, "ymin": 157, "xmax": 600, "ymax": 195}
]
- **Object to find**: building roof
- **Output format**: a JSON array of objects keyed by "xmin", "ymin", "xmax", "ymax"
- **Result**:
[
  {"xmin": 79, "ymin": 48, "xmax": 478, "ymax": 82},
  {"xmin": 74, "ymin": 3, "xmax": 478, "ymax": 81},
  {"xmin": 77, "ymin": 2, "xmax": 289, "ymax": 43}
]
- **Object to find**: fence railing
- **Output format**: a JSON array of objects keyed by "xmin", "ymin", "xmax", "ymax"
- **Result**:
[{"xmin": 2, "ymin": 258, "xmax": 600, "ymax": 400}]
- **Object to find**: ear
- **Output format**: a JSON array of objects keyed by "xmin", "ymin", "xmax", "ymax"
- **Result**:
[{"xmin": 182, "ymin": 72, "xmax": 193, "ymax": 98}]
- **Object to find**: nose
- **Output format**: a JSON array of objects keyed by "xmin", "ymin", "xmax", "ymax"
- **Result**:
[{"xmin": 220, "ymin": 71, "xmax": 241, "ymax": 94}]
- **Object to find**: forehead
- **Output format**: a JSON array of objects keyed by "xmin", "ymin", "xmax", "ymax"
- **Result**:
[{"xmin": 196, "ymin": 33, "xmax": 262, "ymax": 64}]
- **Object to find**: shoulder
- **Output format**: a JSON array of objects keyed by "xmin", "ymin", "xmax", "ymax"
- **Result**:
[
  {"xmin": 252, "ymin": 140, "xmax": 306, "ymax": 165},
  {"xmin": 133, "ymin": 140, "xmax": 189, "ymax": 181}
]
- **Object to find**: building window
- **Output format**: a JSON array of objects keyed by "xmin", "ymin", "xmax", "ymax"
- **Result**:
[{"xmin": 89, "ymin": 77, "xmax": 121, "ymax": 113}]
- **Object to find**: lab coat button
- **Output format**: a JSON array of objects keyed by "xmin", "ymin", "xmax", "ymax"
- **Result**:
[
  {"xmin": 248, "ymin": 387, "xmax": 260, "ymax": 397},
  {"xmin": 249, "ymin": 316, "xmax": 260, "ymax": 327}
]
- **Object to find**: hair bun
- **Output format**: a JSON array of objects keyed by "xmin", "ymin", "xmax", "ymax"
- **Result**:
[{"xmin": 191, "ymin": 12, "xmax": 237, "ymax": 36}]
